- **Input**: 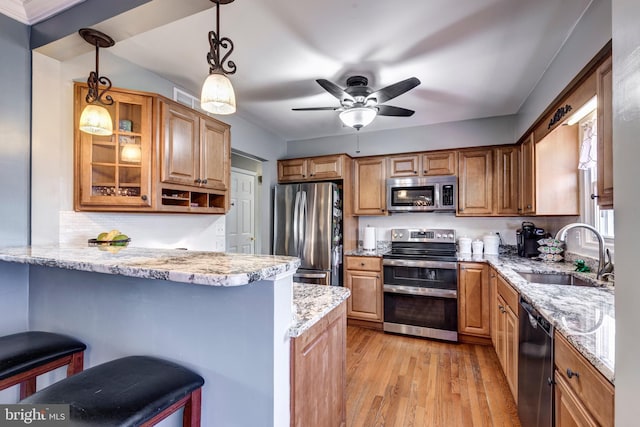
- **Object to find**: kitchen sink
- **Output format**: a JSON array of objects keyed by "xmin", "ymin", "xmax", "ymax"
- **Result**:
[{"xmin": 516, "ymin": 271, "xmax": 592, "ymax": 287}]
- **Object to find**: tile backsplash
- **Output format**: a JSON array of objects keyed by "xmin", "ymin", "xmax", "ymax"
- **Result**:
[{"xmin": 59, "ymin": 211, "xmax": 226, "ymax": 251}]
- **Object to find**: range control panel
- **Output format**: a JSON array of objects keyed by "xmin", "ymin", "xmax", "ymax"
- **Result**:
[{"xmin": 391, "ymin": 228, "xmax": 456, "ymax": 243}]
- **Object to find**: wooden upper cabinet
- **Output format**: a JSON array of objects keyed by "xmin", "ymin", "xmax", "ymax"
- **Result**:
[
  {"xmin": 159, "ymin": 98, "xmax": 230, "ymax": 190},
  {"xmin": 200, "ymin": 115, "xmax": 230, "ymax": 191},
  {"xmin": 520, "ymin": 134, "xmax": 536, "ymax": 215},
  {"xmin": 308, "ymin": 155, "xmax": 344, "ymax": 180},
  {"xmin": 278, "ymin": 155, "xmax": 345, "ymax": 182},
  {"xmin": 387, "ymin": 151, "xmax": 456, "ymax": 177},
  {"xmin": 388, "ymin": 154, "xmax": 420, "ymax": 177},
  {"xmin": 535, "ymin": 124, "xmax": 580, "ymax": 215},
  {"xmin": 597, "ymin": 55, "xmax": 613, "ymax": 209},
  {"xmin": 74, "ymin": 83, "xmax": 153, "ymax": 211},
  {"xmin": 495, "ymin": 145, "xmax": 520, "ymax": 216},
  {"xmin": 458, "ymin": 148, "xmax": 493, "ymax": 215},
  {"xmin": 160, "ymin": 100, "xmax": 200, "ymax": 186},
  {"xmin": 278, "ymin": 158, "xmax": 307, "ymax": 182},
  {"xmin": 354, "ymin": 157, "xmax": 387, "ymax": 215},
  {"xmin": 422, "ymin": 151, "xmax": 456, "ymax": 175}
]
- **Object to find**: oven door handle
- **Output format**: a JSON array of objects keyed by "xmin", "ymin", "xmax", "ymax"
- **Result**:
[{"xmin": 383, "ymin": 284, "xmax": 457, "ymax": 299}]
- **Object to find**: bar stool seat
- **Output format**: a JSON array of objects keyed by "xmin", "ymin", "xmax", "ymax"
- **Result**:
[
  {"xmin": 22, "ymin": 355, "xmax": 204, "ymax": 427},
  {"xmin": 0, "ymin": 331, "xmax": 86, "ymax": 399}
]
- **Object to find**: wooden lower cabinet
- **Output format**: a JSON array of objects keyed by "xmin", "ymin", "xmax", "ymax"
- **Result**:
[
  {"xmin": 491, "ymin": 270, "xmax": 519, "ymax": 402},
  {"xmin": 554, "ymin": 332, "xmax": 614, "ymax": 427},
  {"xmin": 458, "ymin": 262, "xmax": 490, "ymax": 338},
  {"xmin": 345, "ymin": 256, "xmax": 383, "ymax": 323},
  {"xmin": 290, "ymin": 302, "xmax": 346, "ymax": 427},
  {"xmin": 555, "ymin": 374, "xmax": 599, "ymax": 427}
]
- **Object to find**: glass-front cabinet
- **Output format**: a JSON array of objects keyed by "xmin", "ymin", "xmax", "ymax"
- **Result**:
[{"xmin": 74, "ymin": 83, "xmax": 153, "ymax": 210}]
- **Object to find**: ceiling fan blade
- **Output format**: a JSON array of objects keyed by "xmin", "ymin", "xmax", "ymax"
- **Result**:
[
  {"xmin": 376, "ymin": 105, "xmax": 415, "ymax": 117},
  {"xmin": 292, "ymin": 107, "xmax": 340, "ymax": 111},
  {"xmin": 316, "ymin": 79, "xmax": 355, "ymax": 102},
  {"xmin": 368, "ymin": 77, "xmax": 421, "ymax": 104}
]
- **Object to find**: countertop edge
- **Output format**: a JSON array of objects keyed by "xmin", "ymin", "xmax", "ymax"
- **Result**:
[
  {"xmin": 0, "ymin": 247, "xmax": 301, "ymax": 287},
  {"xmin": 289, "ymin": 283, "xmax": 350, "ymax": 338}
]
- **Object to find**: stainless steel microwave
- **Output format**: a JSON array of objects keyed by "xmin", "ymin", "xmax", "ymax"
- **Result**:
[{"xmin": 386, "ymin": 176, "xmax": 457, "ymax": 212}]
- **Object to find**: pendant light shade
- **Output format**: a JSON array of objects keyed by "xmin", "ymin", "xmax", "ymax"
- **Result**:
[
  {"xmin": 339, "ymin": 107, "xmax": 377, "ymax": 130},
  {"xmin": 201, "ymin": 72, "xmax": 236, "ymax": 114},
  {"xmin": 201, "ymin": 0, "xmax": 237, "ymax": 115},
  {"xmin": 79, "ymin": 104, "xmax": 113, "ymax": 136}
]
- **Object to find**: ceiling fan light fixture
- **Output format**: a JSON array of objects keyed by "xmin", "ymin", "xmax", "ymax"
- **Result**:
[
  {"xmin": 201, "ymin": 72, "xmax": 236, "ymax": 114},
  {"xmin": 340, "ymin": 107, "xmax": 377, "ymax": 130},
  {"xmin": 200, "ymin": 0, "xmax": 237, "ymax": 115}
]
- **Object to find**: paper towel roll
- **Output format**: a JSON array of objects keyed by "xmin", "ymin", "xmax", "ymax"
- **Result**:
[{"xmin": 363, "ymin": 227, "xmax": 376, "ymax": 250}]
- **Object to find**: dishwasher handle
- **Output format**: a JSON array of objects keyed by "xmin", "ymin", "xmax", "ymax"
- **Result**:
[{"xmin": 520, "ymin": 297, "xmax": 553, "ymax": 335}]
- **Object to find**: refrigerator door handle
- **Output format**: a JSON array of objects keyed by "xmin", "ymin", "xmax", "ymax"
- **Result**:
[
  {"xmin": 299, "ymin": 191, "xmax": 307, "ymax": 259},
  {"xmin": 293, "ymin": 191, "xmax": 300, "ymax": 256}
]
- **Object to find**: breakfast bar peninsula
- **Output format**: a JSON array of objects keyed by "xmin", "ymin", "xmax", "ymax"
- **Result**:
[{"xmin": 0, "ymin": 246, "xmax": 301, "ymax": 427}]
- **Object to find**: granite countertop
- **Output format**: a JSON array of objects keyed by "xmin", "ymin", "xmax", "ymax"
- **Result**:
[
  {"xmin": 344, "ymin": 248, "xmax": 387, "ymax": 257},
  {"xmin": 461, "ymin": 252, "xmax": 615, "ymax": 383},
  {"xmin": 0, "ymin": 246, "xmax": 300, "ymax": 287},
  {"xmin": 289, "ymin": 283, "xmax": 350, "ymax": 338}
]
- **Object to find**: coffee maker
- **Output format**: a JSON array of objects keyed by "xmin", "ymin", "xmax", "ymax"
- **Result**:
[{"xmin": 516, "ymin": 222, "xmax": 547, "ymax": 257}]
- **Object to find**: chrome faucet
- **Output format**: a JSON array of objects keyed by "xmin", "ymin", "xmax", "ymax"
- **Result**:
[{"xmin": 555, "ymin": 223, "xmax": 607, "ymax": 280}]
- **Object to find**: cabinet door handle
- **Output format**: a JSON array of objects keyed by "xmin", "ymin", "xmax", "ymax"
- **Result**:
[
  {"xmin": 360, "ymin": 262, "xmax": 365, "ymax": 266},
  {"xmin": 591, "ymin": 193, "xmax": 599, "ymax": 199},
  {"xmin": 202, "ymin": 179, "xmax": 208, "ymax": 184},
  {"xmin": 566, "ymin": 368, "xmax": 580, "ymax": 379},
  {"xmin": 376, "ymin": 275, "xmax": 380, "ymax": 279},
  {"xmin": 414, "ymin": 171, "xmax": 418, "ymax": 174},
  {"xmin": 195, "ymin": 178, "xmax": 202, "ymax": 184},
  {"xmin": 141, "ymin": 195, "xmax": 148, "ymax": 201},
  {"xmin": 423, "ymin": 170, "xmax": 428, "ymax": 174},
  {"xmin": 527, "ymin": 204, "xmax": 532, "ymax": 209}
]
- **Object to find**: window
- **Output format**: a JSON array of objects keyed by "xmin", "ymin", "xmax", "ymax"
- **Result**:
[{"xmin": 578, "ymin": 113, "xmax": 614, "ymax": 255}]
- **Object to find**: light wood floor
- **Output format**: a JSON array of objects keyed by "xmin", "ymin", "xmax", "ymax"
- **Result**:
[{"xmin": 346, "ymin": 326, "xmax": 521, "ymax": 427}]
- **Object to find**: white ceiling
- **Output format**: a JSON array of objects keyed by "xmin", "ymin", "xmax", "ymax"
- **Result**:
[{"xmin": 25, "ymin": 0, "xmax": 595, "ymax": 141}]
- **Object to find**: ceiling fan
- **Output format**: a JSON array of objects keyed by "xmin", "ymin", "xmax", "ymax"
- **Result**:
[{"xmin": 293, "ymin": 75, "xmax": 421, "ymax": 130}]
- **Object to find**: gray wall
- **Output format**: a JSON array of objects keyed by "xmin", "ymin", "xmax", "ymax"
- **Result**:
[
  {"xmin": 0, "ymin": 14, "xmax": 30, "ymax": 246},
  {"xmin": 612, "ymin": 0, "xmax": 640, "ymax": 423},
  {"xmin": 286, "ymin": 115, "xmax": 516, "ymax": 158},
  {"xmin": 0, "ymin": 15, "xmax": 31, "ymax": 401},
  {"xmin": 514, "ymin": 0, "xmax": 612, "ymax": 139}
]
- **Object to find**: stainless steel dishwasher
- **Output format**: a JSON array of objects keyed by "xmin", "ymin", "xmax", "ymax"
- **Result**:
[{"xmin": 518, "ymin": 298, "xmax": 554, "ymax": 427}]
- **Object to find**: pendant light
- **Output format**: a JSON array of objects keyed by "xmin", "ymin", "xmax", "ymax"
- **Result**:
[
  {"xmin": 201, "ymin": 0, "xmax": 237, "ymax": 115},
  {"xmin": 78, "ymin": 28, "xmax": 115, "ymax": 136}
]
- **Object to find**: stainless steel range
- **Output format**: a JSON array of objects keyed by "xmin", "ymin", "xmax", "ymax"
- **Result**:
[{"xmin": 383, "ymin": 228, "xmax": 458, "ymax": 341}]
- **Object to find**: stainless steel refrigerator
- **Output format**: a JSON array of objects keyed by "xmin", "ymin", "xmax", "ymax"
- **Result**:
[{"xmin": 273, "ymin": 182, "xmax": 342, "ymax": 286}]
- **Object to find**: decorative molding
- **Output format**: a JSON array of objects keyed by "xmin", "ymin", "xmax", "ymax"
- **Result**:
[
  {"xmin": 0, "ymin": 0, "xmax": 85, "ymax": 25},
  {"xmin": 547, "ymin": 104, "xmax": 573, "ymax": 129}
]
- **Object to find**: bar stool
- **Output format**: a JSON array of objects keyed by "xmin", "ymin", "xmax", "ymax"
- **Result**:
[
  {"xmin": 0, "ymin": 331, "xmax": 86, "ymax": 399},
  {"xmin": 22, "ymin": 355, "xmax": 204, "ymax": 427}
]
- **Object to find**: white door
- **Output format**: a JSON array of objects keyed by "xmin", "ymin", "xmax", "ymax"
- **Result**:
[{"xmin": 226, "ymin": 169, "xmax": 256, "ymax": 253}]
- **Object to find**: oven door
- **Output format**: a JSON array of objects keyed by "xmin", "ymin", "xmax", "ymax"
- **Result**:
[{"xmin": 382, "ymin": 259, "xmax": 458, "ymax": 341}]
